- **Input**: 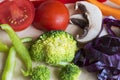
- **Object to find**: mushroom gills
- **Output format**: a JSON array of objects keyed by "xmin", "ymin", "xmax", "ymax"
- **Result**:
[
  {"xmin": 70, "ymin": 1, "xmax": 102, "ymax": 43},
  {"xmin": 70, "ymin": 18, "xmax": 88, "ymax": 29}
]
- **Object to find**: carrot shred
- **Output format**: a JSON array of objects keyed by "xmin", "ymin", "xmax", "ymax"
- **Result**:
[
  {"xmin": 87, "ymin": 0, "xmax": 120, "ymax": 19},
  {"xmin": 110, "ymin": 0, "xmax": 120, "ymax": 5}
]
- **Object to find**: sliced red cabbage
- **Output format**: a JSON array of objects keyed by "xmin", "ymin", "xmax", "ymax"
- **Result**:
[
  {"xmin": 74, "ymin": 35, "xmax": 120, "ymax": 80},
  {"xmin": 103, "ymin": 16, "xmax": 120, "ymax": 37},
  {"xmin": 73, "ymin": 17, "xmax": 120, "ymax": 80}
]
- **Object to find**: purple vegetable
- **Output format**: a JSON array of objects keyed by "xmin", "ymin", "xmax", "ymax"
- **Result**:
[
  {"xmin": 74, "ymin": 35, "xmax": 120, "ymax": 80},
  {"xmin": 103, "ymin": 17, "xmax": 120, "ymax": 37},
  {"xmin": 73, "ymin": 17, "xmax": 120, "ymax": 80}
]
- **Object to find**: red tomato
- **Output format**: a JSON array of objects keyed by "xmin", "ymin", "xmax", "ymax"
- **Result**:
[
  {"xmin": 33, "ymin": 0, "xmax": 69, "ymax": 31},
  {"xmin": 30, "ymin": 0, "xmax": 78, "ymax": 5},
  {"xmin": 30, "ymin": 0, "xmax": 45, "ymax": 8},
  {"xmin": 97, "ymin": 0, "xmax": 107, "ymax": 2},
  {"xmin": 0, "ymin": 0, "xmax": 35, "ymax": 31},
  {"xmin": 59, "ymin": 0, "xmax": 77, "ymax": 4}
]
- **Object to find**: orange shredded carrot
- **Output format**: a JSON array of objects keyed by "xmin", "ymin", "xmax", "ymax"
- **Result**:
[
  {"xmin": 87, "ymin": 0, "xmax": 120, "ymax": 19},
  {"xmin": 110, "ymin": 0, "xmax": 120, "ymax": 5}
]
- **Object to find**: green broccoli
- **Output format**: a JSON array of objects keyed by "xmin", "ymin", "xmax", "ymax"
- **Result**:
[
  {"xmin": 30, "ymin": 30, "xmax": 77, "ymax": 66},
  {"xmin": 59, "ymin": 63, "xmax": 81, "ymax": 80},
  {"xmin": 31, "ymin": 65, "xmax": 50, "ymax": 80}
]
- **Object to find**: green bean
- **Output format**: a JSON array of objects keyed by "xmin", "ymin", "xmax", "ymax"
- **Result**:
[
  {"xmin": 0, "ymin": 41, "xmax": 9, "ymax": 52},
  {"xmin": 0, "ymin": 37, "xmax": 32, "ymax": 52},
  {"xmin": 2, "ymin": 47, "xmax": 16, "ymax": 80},
  {"xmin": 0, "ymin": 24, "xmax": 32, "ymax": 76},
  {"xmin": 21, "ymin": 37, "xmax": 32, "ymax": 43}
]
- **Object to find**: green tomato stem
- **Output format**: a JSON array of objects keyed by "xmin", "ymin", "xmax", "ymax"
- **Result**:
[
  {"xmin": 2, "ymin": 47, "xmax": 16, "ymax": 80},
  {"xmin": 0, "ymin": 24, "xmax": 32, "ymax": 76}
]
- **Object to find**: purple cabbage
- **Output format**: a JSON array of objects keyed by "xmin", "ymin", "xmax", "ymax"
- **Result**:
[
  {"xmin": 73, "ymin": 17, "xmax": 120, "ymax": 80},
  {"xmin": 103, "ymin": 16, "xmax": 120, "ymax": 37}
]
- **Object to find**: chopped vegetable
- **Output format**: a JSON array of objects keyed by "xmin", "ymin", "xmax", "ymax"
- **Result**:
[
  {"xmin": 2, "ymin": 47, "xmax": 16, "ymax": 80},
  {"xmin": 0, "ymin": 24, "xmax": 32, "ymax": 76},
  {"xmin": 74, "ymin": 35, "xmax": 120, "ymax": 80},
  {"xmin": 87, "ymin": 0, "xmax": 120, "ymax": 19},
  {"xmin": 0, "ymin": 37, "xmax": 32, "ymax": 52},
  {"xmin": 103, "ymin": 16, "xmax": 120, "ymax": 36},
  {"xmin": 31, "ymin": 65, "xmax": 50, "ymax": 80},
  {"xmin": 97, "ymin": 0, "xmax": 107, "ymax": 2},
  {"xmin": 21, "ymin": 37, "xmax": 32, "ymax": 43},
  {"xmin": 73, "ymin": 17, "xmax": 120, "ymax": 80},
  {"xmin": 30, "ymin": 0, "xmax": 45, "ymax": 8},
  {"xmin": 70, "ymin": 1, "xmax": 102, "ymax": 43},
  {"xmin": 30, "ymin": 0, "xmax": 78, "ymax": 8},
  {"xmin": 30, "ymin": 30, "xmax": 77, "ymax": 66},
  {"xmin": 0, "ymin": 41, "xmax": 9, "ymax": 52},
  {"xmin": 110, "ymin": 0, "xmax": 120, "ymax": 5},
  {"xmin": 59, "ymin": 0, "xmax": 77, "ymax": 4},
  {"xmin": 1, "ymin": 37, "xmax": 32, "ymax": 80},
  {"xmin": 59, "ymin": 63, "xmax": 81, "ymax": 80},
  {"xmin": 33, "ymin": 0, "xmax": 69, "ymax": 31},
  {"xmin": 0, "ymin": 0, "xmax": 35, "ymax": 31}
]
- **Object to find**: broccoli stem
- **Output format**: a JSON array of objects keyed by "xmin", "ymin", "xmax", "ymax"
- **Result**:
[
  {"xmin": 2, "ymin": 47, "xmax": 16, "ymax": 80},
  {"xmin": 0, "ymin": 41, "xmax": 9, "ymax": 52},
  {"xmin": 0, "ymin": 24, "xmax": 32, "ymax": 76}
]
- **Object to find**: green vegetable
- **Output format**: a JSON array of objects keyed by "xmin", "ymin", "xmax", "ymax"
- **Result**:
[
  {"xmin": 31, "ymin": 65, "xmax": 50, "ymax": 80},
  {"xmin": 30, "ymin": 30, "xmax": 77, "ymax": 66},
  {"xmin": 59, "ymin": 63, "xmax": 81, "ymax": 80},
  {"xmin": 0, "ymin": 24, "xmax": 32, "ymax": 76},
  {"xmin": 0, "ymin": 37, "xmax": 32, "ymax": 52},
  {"xmin": 21, "ymin": 37, "xmax": 32, "ymax": 43},
  {"xmin": 0, "ymin": 41, "xmax": 9, "ymax": 52},
  {"xmin": 1, "ymin": 37, "xmax": 32, "ymax": 80},
  {"xmin": 2, "ymin": 47, "xmax": 16, "ymax": 80}
]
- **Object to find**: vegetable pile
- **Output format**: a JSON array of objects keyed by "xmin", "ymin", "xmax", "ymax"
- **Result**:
[{"xmin": 0, "ymin": 0, "xmax": 120, "ymax": 80}]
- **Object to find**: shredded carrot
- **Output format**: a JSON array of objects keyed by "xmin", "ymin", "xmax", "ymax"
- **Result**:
[
  {"xmin": 110, "ymin": 0, "xmax": 120, "ymax": 5},
  {"xmin": 87, "ymin": 0, "xmax": 120, "ymax": 19}
]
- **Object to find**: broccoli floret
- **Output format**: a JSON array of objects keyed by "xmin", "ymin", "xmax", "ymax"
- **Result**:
[
  {"xmin": 30, "ymin": 30, "xmax": 77, "ymax": 66},
  {"xmin": 59, "ymin": 63, "xmax": 81, "ymax": 80},
  {"xmin": 31, "ymin": 65, "xmax": 50, "ymax": 80}
]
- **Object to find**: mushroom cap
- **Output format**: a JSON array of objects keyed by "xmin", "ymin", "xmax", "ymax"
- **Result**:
[{"xmin": 71, "ymin": 1, "xmax": 103, "ymax": 43}]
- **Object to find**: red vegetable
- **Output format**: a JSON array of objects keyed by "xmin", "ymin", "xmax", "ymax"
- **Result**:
[
  {"xmin": 59, "ymin": 0, "xmax": 77, "ymax": 4},
  {"xmin": 30, "ymin": 0, "xmax": 77, "ymax": 6},
  {"xmin": 33, "ymin": 0, "xmax": 69, "ymax": 31},
  {"xmin": 97, "ymin": 0, "xmax": 107, "ymax": 2},
  {"xmin": 0, "ymin": 0, "xmax": 35, "ymax": 31},
  {"xmin": 30, "ymin": 0, "xmax": 45, "ymax": 8}
]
